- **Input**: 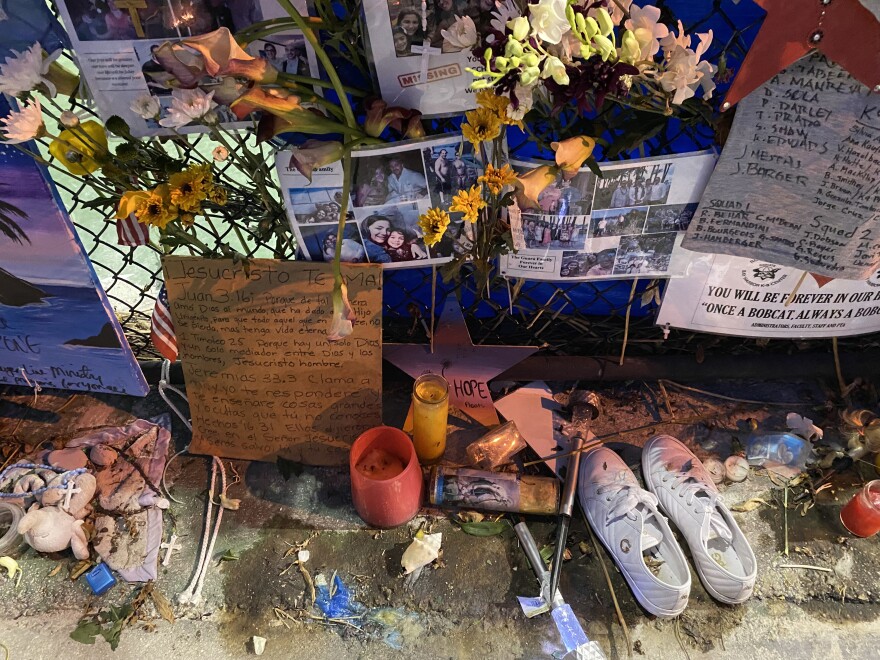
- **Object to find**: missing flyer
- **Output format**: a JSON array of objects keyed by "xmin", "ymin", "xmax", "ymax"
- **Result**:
[
  {"xmin": 499, "ymin": 151, "xmax": 717, "ymax": 281},
  {"xmin": 276, "ymin": 135, "xmax": 483, "ymax": 268},
  {"xmin": 54, "ymin": 0, "xmax": 319, "ymax": 137},
  {"xmin": 361, "ymin": 0, "xmax": 484, "ymax": 115}
]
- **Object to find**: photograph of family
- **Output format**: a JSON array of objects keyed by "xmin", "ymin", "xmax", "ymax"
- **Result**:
[
  {"xmin": 612, "ymin": 233, "xmax": 677, "ymax": 275},
  {"xmin": 590, "ymin": 207, "xmax": 649, "ymax": 237},
  {"xmin": 353, "ymin": 150, "xmax": 429, "ymax": 207},
  {"xmin": 560, "ymin": 249, "xmax": 618, "ymax": 278},
  {"xmin": 386, "ymin": 0, "xmax": 496, "ymax": 57},
  {"xmin": 423, "ymin": 143, "xmax": 481, "ymax": 209},
  {"xmin": 644, "ymin": 203, "xmax": 698, "ymax": 233},
  {"xmin": 354, "ymin": 203, "xmax": 431, "ymax": 264},
  {"xmin": 593, "ymin": 162, "xmax": 675, "ymax": 210},
  {"xmin": 63, "ymin": 0, "xmax": 264, "ymax": 42},
  {"xmin": 298, "ymin": 223, "xmax": 367, "ymax": 263},
  {"xmin": 522, "ymin": 215, "xmax": 590, "ymax": 251}
]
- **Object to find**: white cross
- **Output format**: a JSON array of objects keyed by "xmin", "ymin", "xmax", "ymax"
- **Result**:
[
  {"xmin": 411, "ymin": 42, "xmax": 441, "ymax": 86},
  {"xmin": 61, "ymin": 481, "xmax": 82, "ymax": 511},
  {"xmin": 160, "ymin": 534, "xmax": 182, "ymax": 566}
]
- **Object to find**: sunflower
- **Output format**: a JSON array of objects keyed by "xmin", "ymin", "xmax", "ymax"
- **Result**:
[
  {"xmin": 461, "ymin": 107, "xmax": 502, "ymax": 146},
  {"xmin": 449, "ymin": 185, "xmax": 486, "ymax": 223},
  {"xmin": 418, "ymin": 208, "xmax": 451, "ymax": 247},
  {"xmin": 168, "ymin": 166, "xmax": 210, "ymax": 212},
  {"xmin": 478, "ymin": 163, "xmax": 518, "ymax": 195},
  {"xmin": 133, "ymin": 185, "xmax": 178, "ymax": 229}
]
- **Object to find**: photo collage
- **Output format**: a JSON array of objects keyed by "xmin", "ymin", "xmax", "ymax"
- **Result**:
[
  {"xmin": 500, "ymin": 152, "xmax": 716, "ymax": 281},
  {"xmin": 386, "ymin": 0, "xmax": 497, "ymax": 58},
  {"xmin": 277, "ymin": 135, "xmax": 483, "ymax": 268},
  {"xmin": 55, "ymin": 0, "xmax": 318, "ymax": 136}
]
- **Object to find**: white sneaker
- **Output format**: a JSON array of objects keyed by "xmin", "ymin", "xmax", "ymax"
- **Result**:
[
  {"xmin": 642, "ymin": 435, "xmax": 757, "ymax": 605},
  {"xmin": 579, "ymin": 447, "xmax": 691, "ymax": 618}
]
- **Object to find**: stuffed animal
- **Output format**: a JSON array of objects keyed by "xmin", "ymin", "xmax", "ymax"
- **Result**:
[{"xmin": 18, "ymin": 505, "xmax": 90, "ymax": 560}]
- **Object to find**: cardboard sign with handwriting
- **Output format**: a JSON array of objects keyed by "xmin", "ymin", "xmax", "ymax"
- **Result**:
[
  {"xmin": 163, "ymin": 257, "xmax": 382, "ymax": 465},
  {"xmin": 683, "ymin": 53, "xmax": 880, "ymax": 279}
]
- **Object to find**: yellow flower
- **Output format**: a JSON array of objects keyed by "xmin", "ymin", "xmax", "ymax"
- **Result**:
[
  {"xmin": 478, "ymin": 163, "xmax": 518, "ymax": 195},
  {"xmin": 476, "ymin": 90, "xmax": 522, "ymax": 128},
  {"xmin": 48, "ymin": 120, "xmax": 108, "ymax": 176},
  {"xmin": 179, "ymin": 212, "xmax": 196, "ymax": 227},
  {"xmin": 450, "ymin": 185, "xmax": 486, "ymax": 223},
  {"xmin": 418, "ymin": 208, "xmax": 451, "ymax": 247},
  {"xmin": 462, "ymin": 107, "xmax": 502, "ymax": 146},
  {"xmin": 133, "ymin": 185, "xmax": 178, "ymax": 229},
  {"xmin": 168, "ymin": 166, "xmax": 210, "ymax": 212},
  {"xmin": 206, "ymin": 184, "xmax": 228, "ymax": 205},
  {"xmin": 116, "ymin": 189, "xmax": 151, "ymax": 220}
]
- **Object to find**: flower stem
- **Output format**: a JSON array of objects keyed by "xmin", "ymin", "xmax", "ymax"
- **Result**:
[{"xmin": 333, "ymin": 150, "xmax": 353, "ymax": 287}]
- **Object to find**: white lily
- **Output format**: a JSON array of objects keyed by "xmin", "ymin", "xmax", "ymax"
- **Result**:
[
  {"xmin": 158, "ymin": 88, "xmax": 217, "ymax": 129},
  {"xmin": 441, "ymin": 15, "xmax": 478, "ymax": 50},
  {"xmin": 0, "ymin": 43, "xmax": 61, "ymax": 98},
  {"xmin": 0, "ymin": 98, "xmax": 45, "ymax": 144}
]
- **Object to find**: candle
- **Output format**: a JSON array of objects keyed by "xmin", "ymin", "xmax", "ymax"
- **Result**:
[
  {"xmin": 840, "ymin": 480, "xmax": 880, "ymax": 538},
  {"xmin": 355, "ymin": 448, "xmax": 405, "ymax": 480},
  {"xmin": 411, "ymin": 373, "xmax": 449, "ymax": 463}
]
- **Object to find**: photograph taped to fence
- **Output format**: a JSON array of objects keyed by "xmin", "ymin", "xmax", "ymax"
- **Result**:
[
  {"xmin": 276, "ymin": 134, "xmax": 483, "ymax": 269},
  {"xmin": 54, "ymin": 0, "xmax": 319, "ymax": 137},
  {"xmin": 499, "ymin": 151, "xmax": 717, "ymax": 281},
  {"xmin": 361, "ymin": 0, "xmax": 483, "ymax": 115}
]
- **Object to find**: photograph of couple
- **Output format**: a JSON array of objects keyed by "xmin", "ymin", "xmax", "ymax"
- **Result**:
[
  {"xmin": 423, "ymin": 143, "xmax": 481, "ymax": 208},
  {"xmin": 355, "ymin": 204, "xmax": 430, "ymax": 264},
  {"xmin": 353, "ymin": 151, "xmax": 429, "ymax": 207},
  {"xmin": 593, "ymin": 162, "xmax": 675, "ymax": 210}
]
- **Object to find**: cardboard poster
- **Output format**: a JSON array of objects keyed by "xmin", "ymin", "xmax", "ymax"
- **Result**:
[
  {"xmin": 657, "ymin": 254, "xmax": 880, "ymax": 338},
  {"xmin": 276, "ymin": 135, "xmax": 482, "ymax": 268},
  {"xmin": 162, "ymin": 256, "xmax": 382, "ymax": 464},
  {"xmin": 361, "ymin": 0, "xmax": 483, "ymax": 115},
  {"xmin": 682, "ymin": 53, "xmax": 880, "ymax": 279},
  {"xmin": 0, "ymin": 133, "xmax": 147, "ymax": 395},
  {"xmin": 499, "ymin": 151, "xmax": 717, "ymax": 281},
  {"xmin": 54, "ymin": 0, "xmax": 319, "ymax": 137}
]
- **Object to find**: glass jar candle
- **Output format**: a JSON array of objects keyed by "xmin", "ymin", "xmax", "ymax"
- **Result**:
[
  {"xmin": 411, "ymin": 373, "xmax": 449, "ymax": 463},
  {"xmin": 840, "ymin": 480, "xmax": 880, "ymax": 538}
]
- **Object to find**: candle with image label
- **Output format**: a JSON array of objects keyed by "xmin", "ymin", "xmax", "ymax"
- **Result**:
[{"xmin": 412, "ymin": 373, "xmax": 449, "ymax": 462}]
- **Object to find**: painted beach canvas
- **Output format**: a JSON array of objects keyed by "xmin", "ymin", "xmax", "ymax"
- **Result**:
[{"xmin": 0, "ymin": 118, "xmax": 147, "ymax": 396}]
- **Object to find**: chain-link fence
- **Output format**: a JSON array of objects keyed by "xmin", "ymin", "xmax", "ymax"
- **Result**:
[{"xmin": 38, "ymin": 0, "xmax": 880, "ymax": 362}]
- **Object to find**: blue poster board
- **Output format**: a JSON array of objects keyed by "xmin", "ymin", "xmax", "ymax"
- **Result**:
[{"xmin": 0, "ymin": 110, "xmax": 148, "ymax": 396}]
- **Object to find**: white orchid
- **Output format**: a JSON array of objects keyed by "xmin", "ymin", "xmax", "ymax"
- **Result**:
[
  {"xmin": 590, "ymin": 0, "xmax": 633, "ymax": 26},
  {"xmin": 130, "ymin": 93, "xmax": 161, "ymax": 120},
  {"xmin": 625, "ymin": 5, "xmax": 669, "ymax": 60},
  {"xmin": 0, "ymin": 98, "xmax": 45, "ymax": 143},
  {"xmin": 491, "ymin": 0, "xmax": 522, "ymax": 34},
  {"xmin": 0, "ymin": 43, "xmax": 61, "ymax": 98},
  {"xmin": 541, "ymin": 55, "xmax": 569, "ymax": 85},
  {"xmin": 158, "ymin": 88, "xmax": 217, "ymax": 129},
  {"xmin": 529, "ymin": 0, "xmax": 571, "ymax": 45},
  {"xmin": 658, "ymin": 29, "xmax": 715, "ymax": 105},
  {"xmin": 441, "ymin": 15, "xmax": 478, "ymax": 50},
  {"xmin": 508, "ymin": 16, "xmax": 530, "ymax": 42}
]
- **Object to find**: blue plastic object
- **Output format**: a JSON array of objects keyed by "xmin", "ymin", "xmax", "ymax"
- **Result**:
[
  {"xmin": 85, "ymin": 563, "xmax": 116, "ymax": 596},
  {"xmin": 315, "ymin": 575, "xmax": 361, "ymax": 619}
]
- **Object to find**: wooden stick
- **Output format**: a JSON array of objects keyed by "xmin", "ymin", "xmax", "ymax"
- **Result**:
[{"xmin": 784, "ymin": 271, "xmax": 808, "ymax": 307}]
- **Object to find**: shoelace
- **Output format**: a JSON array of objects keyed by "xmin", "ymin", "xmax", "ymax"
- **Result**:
[
  {"xmin": 667, "ymin": 467, "xmax": 733, "ymax": 542},
  {"xmin": 597, "ymin": 472, "xmax": 659, "ymax": 524}
]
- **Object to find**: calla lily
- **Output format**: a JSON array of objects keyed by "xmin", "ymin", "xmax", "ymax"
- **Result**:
[
  {"xmin": 515, "ymin": 165, "xmax": 558, "ymax": 210},
  {"xmin": 154, "ymin": 42, "xmax": 205, "ymax": 88},
  {"xmin": 48, "ymin": 120, "xmax": 108, "ymax": 175},
  {"xmin": 287, "ymin": 140, "xmax": 344, "ymax": 182},
  {"xmin": 551, "ymin": 136, "xmax": 596, "ymax": 175},
  {"xmin": 230, "ymin": 87, "xmax": 340, "ymax": 132},
  {"xmin": 327, "ymin": 282, "xmax": 355, "ymax": 341},
  {"xmin": 183, "ymin": 28, "xmax": 252, "ymax": 77},
  {"xmin": 388, "ymin": 108, "xmax": 425, "ymax": 139},
  {"xmin": 364, "ymin": 98, "xmax": 404, "ymax": 137}
]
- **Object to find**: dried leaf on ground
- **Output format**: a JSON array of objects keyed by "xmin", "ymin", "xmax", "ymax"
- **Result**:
[
  {"xmin": 731, "ymin": 498, "xmax": 772, "ymax": 512},
  {"xmin": 150, "ymin": 588, "xmax": 175, "ymax": 624}
]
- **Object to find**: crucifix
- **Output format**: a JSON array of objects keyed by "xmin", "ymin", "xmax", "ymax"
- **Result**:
[
  {"xmin": 61, "ymin": 481, "xmax": 82, "ymax": 511},
  {"xmin": 410, "ymin": 41, "xmax": 441, "ymax": 86},
  {"xmin": 114, "ymin": 0, "xmax": 148, "ymax": 39},
  {"xmin": 160, "ymin": 534, "xmax": 182, "ymax": 566}
]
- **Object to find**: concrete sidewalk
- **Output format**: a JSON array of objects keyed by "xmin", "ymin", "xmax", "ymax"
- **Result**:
[{"xmin": 1, "ymin": 374, "xmax": 878, "ymax": 659}]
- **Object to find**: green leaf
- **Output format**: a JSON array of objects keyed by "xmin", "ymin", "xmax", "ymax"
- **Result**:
[
  {"xmin": 219, "ymin": 548, "xmax": 240, "ymax": 562},
  {"xmin": 456, "ymin": 520, "xmax": 508, "ymax": 536},
  {"xmin": 70, "ymin": 620, "xmax": 102, "ymax": 646},
  {"xmin": 100, "ymin": 621, "xmax": 125, "ymax": 651},
  {"xmin": 539, "ymin": 544, "xmax": 554, "ymax": 563}
]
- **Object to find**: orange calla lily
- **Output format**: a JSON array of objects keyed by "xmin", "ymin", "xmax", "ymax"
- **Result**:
[
  {"xmin": 515, "ymin": 165, "xmax": 558, "ymax": 210},
  {"xmin": 552, "ymin": 136, "xmax": 596, "ymax": 175},
  {"xmin": 232, "ymin": 87, "xmax": 347, "ymax": 134},
  {"xmin": 183, "ymin": 28, "xmax": 252, "ymax": 77}
]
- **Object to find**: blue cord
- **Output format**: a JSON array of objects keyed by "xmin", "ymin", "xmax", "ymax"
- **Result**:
[{"xmin": 0, "ymin": 462, "xmax": 88, "ymax": 499}]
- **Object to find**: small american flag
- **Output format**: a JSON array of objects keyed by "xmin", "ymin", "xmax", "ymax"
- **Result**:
[
  {"xmin": 116, "ymin": 214, "xmax": 150, "ymax": 246},
  {"xmin": 151, "ymin": 285, "xmax": 178, "ymax": 362}
]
